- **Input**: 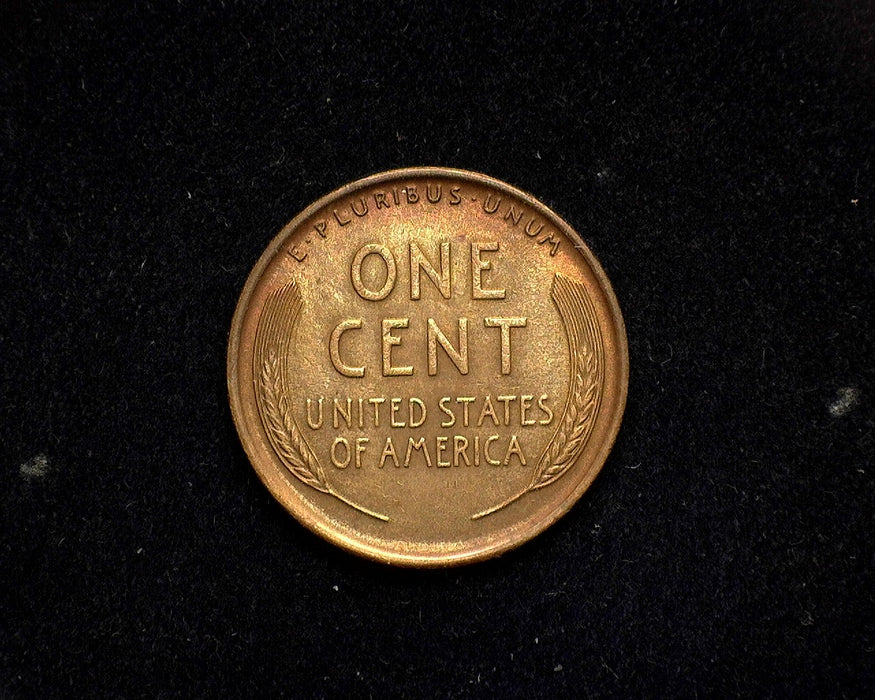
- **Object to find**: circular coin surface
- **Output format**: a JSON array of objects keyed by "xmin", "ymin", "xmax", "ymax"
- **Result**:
[{"xmin": 228, "ymin": 168, "xmax": 628, "ymax": 566}]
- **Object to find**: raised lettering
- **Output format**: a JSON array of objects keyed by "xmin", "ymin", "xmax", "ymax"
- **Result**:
[
  {"xmin": 538, "ymin": 394, "xmax": 553, "ymax": 425},
  {"xmin": 538, "ymin": 232, "xmax": 561, "ymax": 256},
  {"xmin": 368, "ymin": 397, "xmax": 385, "ymax": 427},
  {"xmin": 504, "ymin": 435, "xmax": 526, "ymax": 466},
  {"xmin": 520, "ymin": 394, "xmax": 536, "ymax": 425},
  {"xmin": 329, "ymin": 319, "xmax": 365, "ymax": 377},
  {"xmin": 410, "ymin": 242, "xmax": 451, "ymax": 300},
  {"xmin": 306, "ymin": 398, "xmax": 323, "ymax": 429},
  {"xmin": 374, "ymin": 192, "xmax": 390, "ymax": 209},
  {"xmin": 482, "ymin": 193, "xmax": 501, "ymax": 214},
  {"xmin": 484, "ymin": 317, "xmax": 527, "ymax": 374},
  {"xmin": 484, "ymin": 435, "xmax": 501, "ymax": 465},
  {"xmin": 382, "ymin": 319, "xmax": 413, "ymax": 376},
  {"xmin": 390, "ymin": 397, "xmax": 405, "ymax": 427},
  {"xmin": 355, "ymin": 437, "xmax": 368, "ymax": 468},
  {"xmin": 453, "ymin": 435, "xmax": 470, "ymax": 466},
  {"xmin": 524, "ymin": 217, "xmax": 543, "ymax": 237},
  {"xmin": 504, "ymin": 205, "xmax": 523, "ymax": 227},
  {"xmin": 471, "ymin": 243, "xmax": 505, "ymax": 299},
  {"xmin": 405, "ymin": 437, "xmax": 431, "ymax": 467},
  {"xmin": 439, "ymin": 397, "xmax": 455, "ymax": 427},
  {"xmin": 427, "ymin": 317, "xmax": 469, "ymax": 375},
  {"xmin": 477, "ymin": 395, "xmax": 500, "ymax": 427},
  {"xmin": 456, "ymin": 396, "xmax": 475, "ymax": 427},
  {"xmin": 351, "ymin": 243, "xmax": 397, "ymax": 300},
  {"xmin": 436, "ymin": 436, "xmax": 449, "ymax": 467},
  {"xmin": 497, "ymin": 395, "xmax": 517, "ymax": 425},
  {"xmin": 351, "ymin": 197, "xmax": 368, "ymax": 217},
  {"xmin": 379, "ymin": 437, "xmax": 399, "ymax": 468},
  {"xmin": 333, "ymin": 398, "xmax": 352, "ymax": 429},
  {"xmin": 331, "ymin": 437, "xmax": 350, "ymax": 468},
  {"xmin": 409, "ymin": 397, "xmax": 427, "ymax": 428}
]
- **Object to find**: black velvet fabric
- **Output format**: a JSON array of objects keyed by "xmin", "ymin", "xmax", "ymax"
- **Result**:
[{"xmin": 2, "ymin": 1, "xmax": 872, "ymax": 696}]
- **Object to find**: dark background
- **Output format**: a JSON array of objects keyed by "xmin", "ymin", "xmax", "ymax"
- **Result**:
[{"xmin": 2, "ymin": 1, "xmax": 872, "ymax": 697}]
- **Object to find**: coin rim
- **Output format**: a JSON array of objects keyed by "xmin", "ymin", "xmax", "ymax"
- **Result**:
[{"xmin": 228, "ymin": 167, "xmax": 629, "ymax": 567}]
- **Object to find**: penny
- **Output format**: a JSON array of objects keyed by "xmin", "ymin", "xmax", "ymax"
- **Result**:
[{"xmin": 227, "ymin": 168, "xmax": 628, "ymax": 566}]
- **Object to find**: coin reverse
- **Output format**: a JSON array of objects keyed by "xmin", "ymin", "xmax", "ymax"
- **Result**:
[{"xmin": 228, "ymin": 168, "xmax": 628, "ymax": 566}]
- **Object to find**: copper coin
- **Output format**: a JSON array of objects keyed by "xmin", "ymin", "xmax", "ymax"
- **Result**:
[{"xmin": 228, "ymin": 168, "xmax": 628, "ymax": 566}]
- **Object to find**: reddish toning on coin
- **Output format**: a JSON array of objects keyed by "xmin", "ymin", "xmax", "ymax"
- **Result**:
[{"xmin": 228, "ymin": 168, "xmax": 628, "ymax": 566}]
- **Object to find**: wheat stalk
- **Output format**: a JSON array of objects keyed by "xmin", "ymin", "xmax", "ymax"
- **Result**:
[
  {"xmin": 260, "ymin": 348, "xmax": 327, "ymax": 492},
  {"xmin": 254, "ymin": 282, "xmax": 389, "ymax": 521},
  {"xmin": 471, "ymin": 274, "xmax": 602, "ymax": 519},
  {"xmin": 530, "ymin": 343, "xmax": 598, "ymax": 490}
]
